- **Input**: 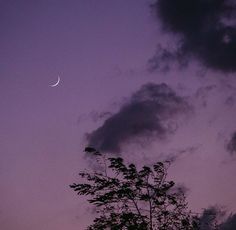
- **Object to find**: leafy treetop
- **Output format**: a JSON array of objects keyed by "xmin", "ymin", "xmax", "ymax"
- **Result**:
[{"xmin": 70, "ymin": 148, "xmax": 199, "ymax": 230}]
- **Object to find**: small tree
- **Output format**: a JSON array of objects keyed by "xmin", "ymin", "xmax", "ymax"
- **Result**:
[{"xmin": 70, "ymin": 148, "xmax": 199, "ymax": 229}]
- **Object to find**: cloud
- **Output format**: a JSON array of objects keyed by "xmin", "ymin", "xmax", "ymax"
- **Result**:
[
  {"xmin": 195, "ymin": 85, "xmax": 217, "ymax": 108},
  {"xmin": 226, "ymin": 132, "xmax": 236, "ymax": 155},
  {"xmin": 198, "ymin": 206, "xmax": 236, "ymax": 230},
  {"xmin": 220, "ymin": 214, "xmax": 236, "ymax": 230},
  {"xmin": 198, "ymin": 206, "xmax": 223, "ymax": 230},
  {"xmin": 151, "ymin": 0, "xmax": 236, "ymax": 72},
  {"xmin": 86, "ymin": 83, "xmax": 190, "ymax": 153}
]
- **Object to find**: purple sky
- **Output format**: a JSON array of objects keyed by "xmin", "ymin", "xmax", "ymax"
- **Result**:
[{"xmin": 1, "ymin": 0, "xmax": 236, "ymax": 229}]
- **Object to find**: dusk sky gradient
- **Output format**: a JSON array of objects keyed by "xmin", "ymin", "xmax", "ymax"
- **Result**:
[{"xmin": 1, "ymin": 0, "xmax": 236, "ymax": 229}]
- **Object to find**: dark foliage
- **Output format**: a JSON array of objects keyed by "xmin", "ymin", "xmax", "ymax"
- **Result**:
[{"xmin": 70, "ymin": 148, "xmax": 199, "ymax": 229}]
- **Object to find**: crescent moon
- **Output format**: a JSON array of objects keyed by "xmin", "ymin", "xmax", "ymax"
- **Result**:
[{"xmin": 50, "ymin": 76, "xmax": 60, "ymax": 87}]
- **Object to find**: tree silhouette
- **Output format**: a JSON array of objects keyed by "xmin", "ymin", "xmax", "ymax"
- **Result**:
[{"xmin": 70, "ymin": 148, "xmax": 199, "ymax": 229}]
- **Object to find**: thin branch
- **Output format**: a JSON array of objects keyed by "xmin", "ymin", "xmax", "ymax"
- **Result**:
[{"xmin": 146, "ymin": 174, "xmax": 153, "ymax": 230}]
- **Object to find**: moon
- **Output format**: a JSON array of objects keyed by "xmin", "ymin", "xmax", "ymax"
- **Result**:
[{"xmin": 50, "ymin": 76, "xmax": 60, "ymax": 87}]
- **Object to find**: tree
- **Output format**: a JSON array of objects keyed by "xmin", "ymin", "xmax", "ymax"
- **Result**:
[{"xmin": 70, "ymin": 148, "xmax": 199, "ymax": 230}]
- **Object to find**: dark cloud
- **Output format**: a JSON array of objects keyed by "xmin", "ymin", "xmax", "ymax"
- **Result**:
[
  {"xmin": 151, "ymin": 0, "xmax": 236, "ymax": 72},
  {"xmin": 220, "ymin": 214, "xmax": 236, "ymax": 230},
  {"xmin": 86, "ymin": 83, "xmax": 189, "ymax": 153},
  {"xmin": 226, "ymin": 132, "xmax": 236, "ymax": 155},
  {"xmin": 198, "ymin": 206, "xmax": 236, "ymax": 230},
  {"xmin": 198, "ymin": 206, "xmax": 223, "ymax": 230}
]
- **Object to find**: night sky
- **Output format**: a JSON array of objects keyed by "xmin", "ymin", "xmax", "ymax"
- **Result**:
[{"xmin": 1, "ymin": 0, "xmax": 236, "ymax": 229}]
